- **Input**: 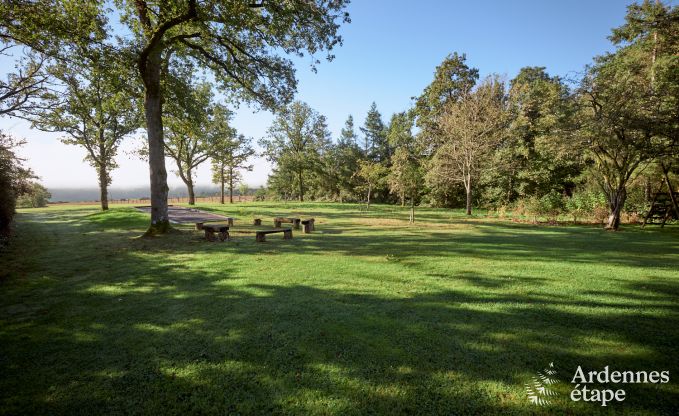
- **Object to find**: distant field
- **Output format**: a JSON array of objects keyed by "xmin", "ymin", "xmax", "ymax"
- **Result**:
[{"xmin": 1, "ymin": 203, "xmax": 678, "ymax": 415}]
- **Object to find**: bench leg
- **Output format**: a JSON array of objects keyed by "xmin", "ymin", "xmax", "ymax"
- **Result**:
[
  {"xmin": 303, "ymin": 223, "xmax": 311, "ymax": 233},
  {"xmin": 196, "ymin": 222, "xmax": 204, "ymax": 230},
  {"xmin": 293, "ymin": 219, "xmax": 300, "ymax": 230},
  {"xmin": 256, "ymin": 233, "xmax": 266, "ymax": 242},
  {"xmin": 310, "ymin": 220, "xmax": 315, "ymax": 231},
  {"xmin": 204, "ymin": 229, "xmax": 216, "ymax": 242},
  {"xmin": 283, "ymin": 230, "xmax": 292, "ymax": 240},
  {"xmin": 227, "ymin": 218, "xmax": 234, "ymax": 226},
  {"xmin": 219, "ymin": 231, "xmax": 230, "ymax": 241},
  {"xmin": 274, "ymin": 220, "xmax": 281, "ymax": 228},
  {"xmin": 253, "ymin": 219, "xmax": 261, "ymax": 226}
]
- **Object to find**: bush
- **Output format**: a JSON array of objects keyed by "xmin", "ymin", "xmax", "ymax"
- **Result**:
[
  {"xmin": 16, "ymin": 182, "xmax": 51, "ymax": 208},
  {"xmin": 0, "ymin": 133, "xmax": 34, "ymax": 239},
  {"xmin": 565, "ymin": 190, "xmax": 608, "ymax": 224}
]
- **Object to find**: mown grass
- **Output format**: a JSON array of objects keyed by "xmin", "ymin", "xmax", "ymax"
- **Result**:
[{"xmin": 1, "ymin": 202, "xmax": 678, "ymax": 415}]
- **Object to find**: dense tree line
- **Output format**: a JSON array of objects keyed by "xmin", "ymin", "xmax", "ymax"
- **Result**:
[{"xmin": 261, "ymin": 1, "xmax": 678, "ymax": 230}]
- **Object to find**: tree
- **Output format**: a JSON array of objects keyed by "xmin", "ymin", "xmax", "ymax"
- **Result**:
[
  {"xmin": 575, "ymin": 0, "xmax": 678, "ymax": 230},
  {"xmin": 0, "ymin": 133, "xmax": 34, "ymax": 238},
  {"xmin": 210, "ymin": 106, "xmax": 254, "ymax": 204},
  {"xmin": 16, "ymin": 182, "xmax": 51, "ymax": 208},
  {"xmin": 0, "ymin": 51, "xmax": 50, "ymax": 117},
  {"xmin": 360, "ymin": 102, "xmax": 389, "ymax": 161},
  {"xmin": 260, "ymin": 101, "xmax": 330, "ymax": 202},
  {"xmin": 415, "ymin": 52, "xmax": 479, "ymax": 152},
  {"xmin": 484, "ymin": 67, "xmax": 581, "ymax": 206},
  {"xmin": 388, "ymin": 147, "xmax": 422, "ymax": 223},
  {"xmin": 116, "ymin": 0, "xmax": 350, "ymax": 234},
  {"xmin": 340, "ymin": 114, "xmax": 358, "ymax": 146},
  {"xmin": 163, "ymin": 82, "xmax": 215, "ymax": 205},
  {"xmin": 386, "ymin": 111, "xmax": 417, "ymax": 205},
  {"xmin": 29, "ymin": 46, "xmax": 141, "ymax": 211},
  {"xmin": 431, "ymin": 76, "xmax": 507, "ymax": 215},
  {"xmin": 354, "ymin": 160, "xmax": 388, "ymax": 211}
]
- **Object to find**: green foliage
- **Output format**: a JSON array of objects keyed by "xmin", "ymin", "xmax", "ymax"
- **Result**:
[
  {"xmin": 16, "ymin": 182, "xmax": 51, "ymax": 208},
  {"xmin": 360, "ymin": 102, "xmax": 389, "ymax": 162},
  {"xmin": 0, "ymin": 133, "xmax": 34, "ymax": 237},
  {"xmin": 261, "ymin": 101, "xmax": 331, "ymax": 201}
]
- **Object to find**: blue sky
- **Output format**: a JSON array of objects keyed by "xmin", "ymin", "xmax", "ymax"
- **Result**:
[{"xmin": 3, "ymin": 0, "xmax": 643, "ymax": 190}]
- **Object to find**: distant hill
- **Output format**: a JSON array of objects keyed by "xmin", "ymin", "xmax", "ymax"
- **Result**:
[{"xmin": 48, "ymin": 185, "xmax": 233, "ymax": 202}]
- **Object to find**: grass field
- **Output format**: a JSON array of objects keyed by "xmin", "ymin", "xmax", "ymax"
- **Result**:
[{"xmin": 1, "ymin": 203, "xmax": 678, "ymax": 415}]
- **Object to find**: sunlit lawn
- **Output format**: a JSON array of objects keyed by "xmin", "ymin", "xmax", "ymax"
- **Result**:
[{"xmin": 1, "ymin": 202, "xmax": 678, "ymax": 415}]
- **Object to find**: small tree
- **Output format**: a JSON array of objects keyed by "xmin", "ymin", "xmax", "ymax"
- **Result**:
[
  {"xmin": 388, "ymin": 147, "xmax": 423, "ymax": 223},
  {"xmin": 433, "ymin": 76, "xmax": 507, "ymax": 215},
  {"xmin": 210, "ymin": 106, "xmax": 254, "ymax": 204},
  {"xmin": 29, "ymin": 47, "xmax": 141, "ymax": 211},
  {"xmin": 16, "ymin": 182, "xmax": 51, "ymax": 208},
  {"xmin": 354, "ymin": 160, "xmax": 388, "ymax": 211},
  {"xmin": 260, "ymin": 101, "xmax": 330, "ymax": 202}
]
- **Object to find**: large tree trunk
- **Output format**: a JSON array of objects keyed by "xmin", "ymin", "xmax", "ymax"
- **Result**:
[
  {"xmin": 98, "ymin": 163, "xmax": 109, "ymax": 211},
  {"xmin": 142, "ymin": 50, "xmax": 169, "ymax": 235},
  {"xmin": 409, "ymin": 195, "xmax": 415, "ymax": 223},
  {"xmin": 187, "ymin": 180, "xmax": 195, "ymax": 205},
  {"xmin": 298, "ymin": 170, "xmax": 304, "ymax": 202},
  {"xmin": 605, "ymin": 185, "xmax": 627, "ymax": 230}
]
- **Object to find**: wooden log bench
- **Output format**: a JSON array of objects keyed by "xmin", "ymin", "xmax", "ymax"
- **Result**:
[
  {"xmin": 255, "ymin": 228, "xmax": 293, "ymax": 242},
  {"xmin": 196, "ymin": 218, "xmax": 233, "ymax": 230},
  {"xmin": 301, "ymin": 218, "xmax": 315, "ymax": 233},
  {"xmin": 273, "ymin": 217, "xmax": 301, "ymax": 229},
  {"xmin": 201, "ymin": 224, "xmax": 230, "ymax": 242}
]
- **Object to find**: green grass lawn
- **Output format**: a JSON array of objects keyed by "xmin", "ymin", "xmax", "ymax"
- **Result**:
[{"xmin": 1, "ymin": 203, "xmax": 678, "ymax": 415}]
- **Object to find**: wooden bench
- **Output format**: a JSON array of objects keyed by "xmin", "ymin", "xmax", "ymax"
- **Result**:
[
  {"xmin": 196, "ymin": 218, "xmax": 233, "ymax": 230},
  {"xmin": 201, "ymin": 224, "xmax": 230, "ymax": 241},
  {"xmin": 301, "ymin": 218, "xmax": 315, "ymax": 233},
  {"xmin": 255, "ymin": 228, "xmax": 292, "ymax": 242},
  {"xmin": 274, "ymin": 217, "xmax": 300, "ymax": 229}
]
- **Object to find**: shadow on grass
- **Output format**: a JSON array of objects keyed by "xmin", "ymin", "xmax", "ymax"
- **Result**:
[{"xmin": 1, "ymin": 209, "xmax": 678, "ymax": 415}]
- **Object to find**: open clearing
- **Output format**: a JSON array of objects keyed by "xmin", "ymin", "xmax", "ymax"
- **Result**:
[{"xmin": 1, "ymin": 203, "xmax": 678, "ymax": 415}]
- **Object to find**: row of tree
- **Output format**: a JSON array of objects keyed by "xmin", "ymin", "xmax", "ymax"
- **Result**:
[
  {"xmin": 1, "ymin": 1, "xmax": 677, "ymax": 233},
  {"xmin": 259, "ymin": 1, "xmax": 678, "ymax": 230}
]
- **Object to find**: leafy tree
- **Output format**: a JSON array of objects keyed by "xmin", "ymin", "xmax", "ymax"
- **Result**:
[
  {"xmin": 210, "ymin": 106, "xmax": 254, "ymax": 204},
  {"xmin": 162, "ymin": 82, "xmax": 215, "ymax": 205},
  {"xmin": 0, "ymin": 133, "xmax": 34, "ymax": 238},
  {"xmin": 575, "ymin": 1, "xmax": 678, "ymax": 230},
  {"xmin": 339, "ymin": 114, "xmax": 358, "ymax": 146},
  {"xmin": 260, "ymin": 101, "xmax": 330, "ymax": 202},
  {"xmin": 16, "ymin": 182, "xmax": 51, "ymax": 208},
  {"xmin": 386, "ymin": 111, "xmax": 417, "ymax": 205},
  {"xmin": 353, "ymin": 160, "xmax": 388, "ymax": 211},
  {"xmin": 430, "ymin": 76, "xmax": 507, "ymax": 215},
  {"xmin": 388, "ymin": 147, "xmax": 423, "ymax": 223},
  {"xmin": 484, "ymin": 67, "xmax": 581, "ymax": 205},
  {"xmin": 415, "ymin": 52, "xmax": 479, "ymax": 151},
  {"xmin": 360, "ymin": 102, "xmax": 389, "ymax": 161},
  {"xmin": 29, "ymin": 46, "xmax": 141, "ymax": 211}
]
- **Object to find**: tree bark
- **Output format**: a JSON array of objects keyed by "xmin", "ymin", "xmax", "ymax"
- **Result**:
[
  {"xmin": 465, "ymin": 176, "xmax": 472, "ymax": 215},
  {"xmin": 141, "ymin": 49, "xmax": 170, "ymax": 235},
  {"xmin": 298, "ymin": 170, "xmax": 304, "ymax": 202},
  {"xmin": 229, "ymin": 167, "xmax": 234, "ymax": 203},
  {"xmin": 366, "ymin": 184, "xmax": 372, "ymax": 211},
  {"xmin": 410, "ymin": 195, "xmax": 415, "ymax": 223},
  {"xmin": 220, "ymin": 171, "xmax": 225, "ymax": 204},
  {"xmin": 605, "ymin": 185, "xmax": 627, "ymax": 230},
  {"xmin": 98, "ymin": 163, "xmax": 109, "ymax": 211}
]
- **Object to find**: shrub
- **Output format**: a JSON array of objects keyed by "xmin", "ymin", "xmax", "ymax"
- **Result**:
[{"xmin": 16, "ymin": 182, "xmax": 51, "ymax": 208}]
